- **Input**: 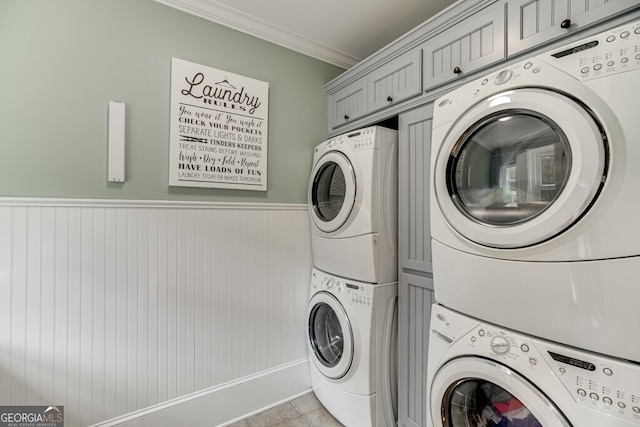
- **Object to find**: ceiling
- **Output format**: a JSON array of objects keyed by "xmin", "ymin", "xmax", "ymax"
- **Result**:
[{"xmin": 154, "ymin": 0, "xmax": 457, "ymax": 68}]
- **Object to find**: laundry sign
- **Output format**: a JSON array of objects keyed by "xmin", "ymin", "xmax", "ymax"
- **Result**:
[{"xmin": 169, "ymin": 58, "xmax": 269, "ymax": 190}]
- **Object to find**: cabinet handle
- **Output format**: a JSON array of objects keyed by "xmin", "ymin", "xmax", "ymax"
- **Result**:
[
  {"xmin": 344, "ymin": 114, "xmax": 350, "ymax": 120},
  {"xmin": 387, "ymin": 96, "xmax": 393, "ymax": 102},
  {"xmin": 453, "ymin": 66, "xmax": 462, "ymax": 74},
  {"xmin": 560, "ymin": 19, "xmax": 571, "ymax": 29}
]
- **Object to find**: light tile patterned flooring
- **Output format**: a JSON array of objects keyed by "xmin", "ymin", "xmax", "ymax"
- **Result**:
[{"xmin": 227, "ymin": 392, "xmax": 344, "ymax": 427}]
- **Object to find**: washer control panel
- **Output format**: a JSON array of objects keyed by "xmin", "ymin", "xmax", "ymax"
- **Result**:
[
  {"xmin": 461, "ymin": 321, "xmax": 640, "ymax": 424},
  {"xmin": 309, "ymin": 270, "xmax": 373, "ymax": 308},
  {"xmin": 534, "ymin": 339, "xmax": 640, "ymax": 423}
]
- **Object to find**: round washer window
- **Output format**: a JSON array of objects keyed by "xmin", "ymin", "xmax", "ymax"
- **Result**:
[
  {"xmin": 430, "ymin": 357, "xmax": 571, "ymax": 427},
  {"xmin": 309, "ymin": 302, "xmax": 345, "ymax": 368},
  {"xmin": 448, "ymin": 110, "xmax": 572, "ymax": 226},
  {"xmin": 442, "ymin": 378, "xmax": 542, "ymax": 427}
]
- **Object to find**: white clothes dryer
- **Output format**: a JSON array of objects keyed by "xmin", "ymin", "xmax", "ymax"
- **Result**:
[
  {"xmin": 426, "ymin": 304, "xmax": 640, "ymax": 427},
  {"xmin": 306, "ymin": 268, "xmax": 397, "ymax": 427},
  {"xmin": 309, "ymin": 126, "xmax": 397, "ymax": 284},
  {"xmin": 430, "ymin": 20, "xmax": 640, "ymax": 362}
]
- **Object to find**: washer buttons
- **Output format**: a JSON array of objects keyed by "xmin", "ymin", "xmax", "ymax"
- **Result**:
[
  {"xmin": 619, "ymin": 402, "xmax": 626, "ymax": 409},
  {"xmin": 590, "ymin": 392, "xmax": 600, "ymax": 401},
  {"xmin": 633, "ymin": 407, "xmax": 640, "ymax": 414},
  {"xmin": 578, "ymin": 389, "xmax": 587, "ymax": 397},
  {"xmin": 607, "ymin": 35, "xmax": 616, "ymax": 42},
  {"xmin": 581, "ymin": 67, "xmax": 590, "ymax": 74},
  {"xmin": 520, "ymin": 344, "xmax": 530, "ymax": 352},
  {"xmin": 603, "ymin": 367, "xmax": 613, "ymax": 376},
  {"xmin": 594, "ymin": 64, "xmax": 603, "ymax": 71},
  {"xmin": 621, "ymin": 31, "xmax": 630, "ymax": 39},
  {"xmin": 603, "ymin": 397, "xmax": 613, "ymax": 406}
]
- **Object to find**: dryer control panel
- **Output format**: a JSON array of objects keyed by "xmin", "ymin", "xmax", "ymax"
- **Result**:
[
  {"xmin": 321, "ymin": 126, "xmax": 380, "ymax": 152},
  {"xmin": 544, "ymin": 19, "xmax": 640, "ymax": 81}
]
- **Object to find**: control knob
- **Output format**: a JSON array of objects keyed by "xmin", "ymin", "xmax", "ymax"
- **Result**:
[{"xmin": 491, "ymin": 336, "xmax": 511, "ymax": 355}]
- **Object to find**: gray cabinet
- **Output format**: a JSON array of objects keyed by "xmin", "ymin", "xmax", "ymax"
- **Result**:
[
  {"xmin": 422, "ymin": 2, "xmax": 506, "ymax": 91},
  {"xmin": 328, "ymin": 79, "xmax": 367, "ymax": 129},
  {"xmin": 398, "ymin": 273, "xmax": 435, "ymax": 427},
  {"xmin": 329, "ymin": 49, "xmax": 422, "ymax": 130},
  {"xmin": 398, "ymin": 104, "xmax": 435, "ymax": 427},
  {"xmin": 399, "ymin": 105, "xmax": 433, "ymax": 274},
  {"xmin": 368, "ymin": 49, "xmax": 422, "ymax": 113},
  {"xmin": 508, "ymin": 0, "xmax": 640, "ymax": 55}
]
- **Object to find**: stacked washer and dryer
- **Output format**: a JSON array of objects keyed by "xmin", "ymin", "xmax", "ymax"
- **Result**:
[
  {"xmin": 426, "ymin": 20, "xmax": 640, "ymax": 426},
  {"xmin": 306, "ymin": 126, "xmax": 399, "ymax": 427}
]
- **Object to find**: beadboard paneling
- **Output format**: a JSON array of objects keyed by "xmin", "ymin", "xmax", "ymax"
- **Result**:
[{"xmin": 0, "ymin": 199, "xmax": 312, "ymax": 427}]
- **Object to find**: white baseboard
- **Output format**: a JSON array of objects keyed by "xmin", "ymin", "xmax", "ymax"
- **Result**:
[{"xmin": 90, "ymin": 359, "xmax": 311, "ymax": 427}]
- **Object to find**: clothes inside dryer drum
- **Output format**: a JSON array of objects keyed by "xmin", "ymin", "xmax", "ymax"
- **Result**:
[
  {"xmin": 443, "ymin": 379, "xmax": 542, "ymax": 427},
  {"xmin": 312, "ymin": 161, "xmax": 347, "ymax": 222},
  {"xmin": 310, "ymin": 302, "xmax": 344, "ymax": 367}
]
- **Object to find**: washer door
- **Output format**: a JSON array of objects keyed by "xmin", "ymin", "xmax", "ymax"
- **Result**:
[
  {"xmin": 307, "ymin": 291, "xmax": 353, "ymax": 379},
  {"xmin": 430, "ymin": 357, "xmax": 572, "ymax": 427},
  {"xmin": 434, "ymin": 88, "xmax": 606, "ymax": 248},
  {"xmin": 309, "ymin": 151, "xmax": 356, "ymax": 233}
]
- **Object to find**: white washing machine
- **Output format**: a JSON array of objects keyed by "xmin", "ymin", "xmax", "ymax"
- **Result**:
[
  {"xmin": 426, "ymin": 304, "xmax": 640, "ymax": 427},
  {"xmin": 429, "ymin": 20, "xmax": 640, "ymax": 362},
  {"xmin": 309, "ymin": 126, "xmax": 397, "ymax": 284},
  {"xmin": 306, "ymin": 268, "xmax": 397, "ymax": 427}
]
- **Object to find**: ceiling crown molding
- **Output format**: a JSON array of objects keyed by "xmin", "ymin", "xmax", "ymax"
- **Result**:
[{"xmin": 154, "ymin": 0, "xmax": 358, "ymax": 68}]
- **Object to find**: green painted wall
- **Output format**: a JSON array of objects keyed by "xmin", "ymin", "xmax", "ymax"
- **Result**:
[{"xmin": 0, "ymin": 0, "xmax": 343, "ymax": 203}]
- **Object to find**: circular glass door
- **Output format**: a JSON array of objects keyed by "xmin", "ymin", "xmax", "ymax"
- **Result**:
[
  {"xmin": 430, "ymin": 358, "xmax": 571, "ymax": 427},
  {"xmin": 450, "ymin": 110, "xmax": 572, "ymax": 225},
  {"xmin": 434, "ymin": 88, "xmax": 607, "ymax": 248},
  {"xmin": 309, "ymin": 151, "xmax": 356, "ymax": 233},
  {"xmin": 307, "ymin": 291, "xmax": 353, "ymax": 379}
]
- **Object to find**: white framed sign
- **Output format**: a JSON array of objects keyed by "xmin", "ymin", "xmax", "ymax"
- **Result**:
[{"xmin": 169, "ymin": 58, "xmax": 269, "ymax": 190}]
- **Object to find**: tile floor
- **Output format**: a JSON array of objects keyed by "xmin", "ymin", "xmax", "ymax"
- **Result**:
[{"xmin": 227, "ymin": 391, "xmax": 344, "ymax": 427}]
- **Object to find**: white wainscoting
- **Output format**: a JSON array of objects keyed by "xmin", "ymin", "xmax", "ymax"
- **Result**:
[{"xmin": 0, "ymin": 198, "xmax": 313, "ymax": 427}]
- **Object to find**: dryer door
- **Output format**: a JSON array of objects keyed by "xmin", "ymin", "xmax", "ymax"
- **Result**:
[
  {"xmin": 307, "ymin": 291, "xmax": 353, "ymax": 379},
  {"xmin": 433, "ymin": 88, "xmax": 606, "ymax": 248},
  {"xmin": 429, "ymin": 357, "xmax": 571, "ymax": 427},
  {"xmin": 309, "ymin": 151, "xmax": 356, "ymax": 233}
]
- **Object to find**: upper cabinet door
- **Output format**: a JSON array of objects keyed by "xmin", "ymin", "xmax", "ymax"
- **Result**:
[
  {"xmin": 422, "ymin": 3, "xmax": 506, "ymax": 92},
  {"xmin": 328, "ymin": 79, "xmax": 367, "ymax": 129},
  {"xmin": 367, "ymin": 49, "xmax": 422, "ymax": 114},
  {"xmin": 508, "ymin": 0, "xmax": 640, "ymax": 56}
]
